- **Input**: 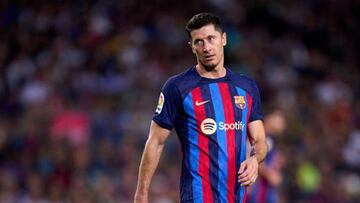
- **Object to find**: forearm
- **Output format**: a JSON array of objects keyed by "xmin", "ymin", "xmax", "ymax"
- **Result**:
[
  {"xmin": 135, "ymin": 138, "xmax": 165, "ymax": 198},
  {"xmin": 251, "ymin": 139, "xmax": 268, "ymax": 164},
  {"xmin": 238, "ymin": 134, "xmax": 268, "ymax": 186},
  {"xmin": 248, "ymin": 120, "xmax": 268, "ymax": 164}
]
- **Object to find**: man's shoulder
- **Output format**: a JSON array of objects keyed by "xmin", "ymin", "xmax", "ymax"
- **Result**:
[{"xmin": 227, "ymin": 68, "xmax": 258, "ymax": 87}]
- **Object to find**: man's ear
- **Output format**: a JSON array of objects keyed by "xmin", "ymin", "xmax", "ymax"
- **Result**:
[
  {"xmin": 222, "ymin": 32, "xmax": 227, "ymax": 46},
  {"xmin": 188, "ymin": 41, "xmax": 196, "ymax": 54}
]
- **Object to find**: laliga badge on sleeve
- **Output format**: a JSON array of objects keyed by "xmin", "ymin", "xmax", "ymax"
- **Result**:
[{"xmin": 155, "ymin": 92, "xmax": 165, "ymax": 114}]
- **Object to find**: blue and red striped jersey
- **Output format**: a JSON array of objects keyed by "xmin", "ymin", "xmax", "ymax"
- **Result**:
[{"xmin": 153, "ymin": 66, "xmax": 263, "ymax": 203}]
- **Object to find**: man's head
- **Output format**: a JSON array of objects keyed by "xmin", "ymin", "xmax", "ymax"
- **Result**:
[
  {"xmin": 185, "ymin": 13, "xmax": 224, "ymax": 38},
  {"xmin": 264, "ymin": 110, "xmax": 287, "ymax": 137},
  {"xmin": 185, "ymin": 13, "xmax": 226, "ymax": 71}
]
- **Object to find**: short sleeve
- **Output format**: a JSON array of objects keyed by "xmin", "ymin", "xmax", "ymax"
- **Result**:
[
  {"xmin": 249, "ymin": 81, "xmax": 264, "ymax": 122},
  {"xmin": 152, "ymin": 79, "xmax": 181, "ymax": 130}
]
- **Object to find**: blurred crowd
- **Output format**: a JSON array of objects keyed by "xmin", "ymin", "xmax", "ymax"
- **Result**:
[{"xmin": 0, "ymin": 0, "xmax": 359, "ymax": 202}]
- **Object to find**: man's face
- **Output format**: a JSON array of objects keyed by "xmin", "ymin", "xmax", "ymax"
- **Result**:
[{"xmin": 189, "ymin": 24, "xmax": 227, "ymax": 71}]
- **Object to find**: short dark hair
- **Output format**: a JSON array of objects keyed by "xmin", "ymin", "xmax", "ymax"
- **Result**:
[{"xmin": 185, "ymin": 12, "xmax": 224, "ymax": 38}]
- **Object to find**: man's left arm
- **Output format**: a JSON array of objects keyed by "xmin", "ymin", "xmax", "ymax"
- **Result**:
[{"xmin": 238, "ymin": 120, "xmax": 268, "ymax": 186}]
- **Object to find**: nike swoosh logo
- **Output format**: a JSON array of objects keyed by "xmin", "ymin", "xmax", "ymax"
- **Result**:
[{"xmin": 195, "ymin": 100, "xmax": 210, "ymax": 106}]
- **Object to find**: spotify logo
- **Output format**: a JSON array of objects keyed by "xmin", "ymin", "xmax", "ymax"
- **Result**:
[
  {"xmin": 200, "ymin": 118, "xmax": 245, "ymax": 135},
  {"xmin": 201, "ymin": 118, "xmax": 217, "ymax": 135}
]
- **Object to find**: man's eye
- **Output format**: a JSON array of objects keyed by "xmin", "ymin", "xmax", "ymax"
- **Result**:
[
  {"xmin": 194, "ymin": 40, "xmax": 203, "ymax": 45},
  {"xmin": 208, "ymin": 36, "xmax": 215, "ymax": 41}
]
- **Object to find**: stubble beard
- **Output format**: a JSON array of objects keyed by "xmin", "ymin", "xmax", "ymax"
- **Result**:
[
  {"xmin": 202, "ymin": 63, "xmax": 217, "ymax": 71},
  {"xmin": 199, "ymin": 57, "xmax": 220, "ymax": 72}
]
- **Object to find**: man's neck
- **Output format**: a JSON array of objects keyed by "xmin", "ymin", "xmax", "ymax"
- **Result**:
[{"xmin": 196, "ymin": 65, "xmax": 226, "ymax": 79}]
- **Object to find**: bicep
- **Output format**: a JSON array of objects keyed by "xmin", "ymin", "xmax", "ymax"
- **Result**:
[
  {"xmin": 148, "ymin": 121, "xmax": 171, "ymax": 145},
  {"xmin": 248, "ymin": 120, "xmax": 266, "ymax": 143}
]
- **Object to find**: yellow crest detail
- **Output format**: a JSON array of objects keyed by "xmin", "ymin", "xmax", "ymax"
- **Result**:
[{"xmin": 234, "ymin": 96, "xmax": 246, "ymax": 109}]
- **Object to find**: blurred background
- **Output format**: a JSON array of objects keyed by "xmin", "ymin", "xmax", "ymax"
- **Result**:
[{"xmin": 0, "ymin": 0, "xmax": 359, "ymax": 202}]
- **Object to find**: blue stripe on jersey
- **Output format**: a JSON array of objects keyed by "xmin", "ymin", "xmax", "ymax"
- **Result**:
[
  {"xmin": 201, "ymin": 85, "xmax": 220, "ymax": 202},
  {"xmin": 183, "ymin": 92, "xmax": 203, "ymax": 203},
  {"xmin": 179, "ymin": 109, "xmax": 193, "ymax": 200},
  {"xmin": 209, "ymin": 83, "xmax": 228, "ymax": 203},
  {"xmin": 228, "ymin": 85, "xmax": 244, "ymax": 203},
  {"xmin": 235, "ymin": 87, "xmax": 248, "ymax": 203}
]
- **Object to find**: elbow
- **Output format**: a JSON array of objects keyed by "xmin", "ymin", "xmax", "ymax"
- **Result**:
[{"xmin": 145, "ymin": 136, "xmax": 166, "ymax": 153}]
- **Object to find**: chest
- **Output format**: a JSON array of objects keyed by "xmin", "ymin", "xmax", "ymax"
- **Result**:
[{"xmin": 182, "ymin": 82, "xmax": 252, "ymax": 133}]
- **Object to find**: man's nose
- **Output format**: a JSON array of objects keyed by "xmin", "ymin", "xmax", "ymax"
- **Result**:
[{"xmin": 203, "ymin": 41, "xmax": 211, "ymax": 52}]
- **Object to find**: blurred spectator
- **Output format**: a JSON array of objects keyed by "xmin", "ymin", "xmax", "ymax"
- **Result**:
[
  {"xmin": 50, "ymin": 109, "xmax": 90, "ymax": 146},
  {"xmin": 19, "ymin": 172, "xmax": 48, "ymax": 203},
  {"xmin": 248, "ymin": 110, "xmax": 287, "ymax": 203}
]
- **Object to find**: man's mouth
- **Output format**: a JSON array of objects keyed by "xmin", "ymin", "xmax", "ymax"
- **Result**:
[{"xmin": 204, "ymin": 55, "xmax": 215, "ymax": 60}]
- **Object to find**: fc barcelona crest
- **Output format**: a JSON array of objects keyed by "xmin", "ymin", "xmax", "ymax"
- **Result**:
[{"xmin": 234, "ymin": 96, "xmax": 246, "ymax": 109}]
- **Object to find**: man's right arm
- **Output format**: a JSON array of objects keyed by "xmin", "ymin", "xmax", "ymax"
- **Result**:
[{"xmin": 134, "ymin": 121, "xmax": 171, "ymax": 203}]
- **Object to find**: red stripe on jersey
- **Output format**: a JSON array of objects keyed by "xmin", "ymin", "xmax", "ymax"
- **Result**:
[
  {"xmin": 218, "ymin": 83, "xmax": 236, "ymax": 203},
  {"xmin": 246, "ymin": 93, "xmax": 254, "ymax": 144},
  {"xmin": 191, "ymin": 87, "xmax": 213, "ymax": 203}
]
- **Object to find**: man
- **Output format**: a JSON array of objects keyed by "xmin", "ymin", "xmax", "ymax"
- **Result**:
[
  {"xmin": 248, "ymin": 110, "xmax": 286, "ymax": 203},
  {"xmin": 134, "ymin": 13, "xmax": 268, "ymax": 203}
]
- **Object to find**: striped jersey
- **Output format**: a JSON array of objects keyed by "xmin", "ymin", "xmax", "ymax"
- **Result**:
[{"xmin": 153, "ymin": 67, "xmax": 263, "ymax": 203}]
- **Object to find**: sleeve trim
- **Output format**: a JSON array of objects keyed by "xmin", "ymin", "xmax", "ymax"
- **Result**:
[
  {"xmin": 152, "ymin": 117, "xmax": 173, "ymax": 130},
  {"xmin": 249, "ymin": 116, "xmax": 264, "ymax": 123}
]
